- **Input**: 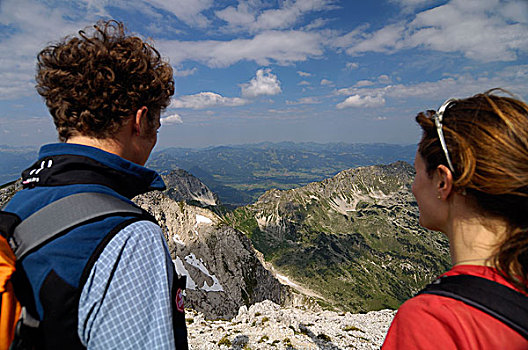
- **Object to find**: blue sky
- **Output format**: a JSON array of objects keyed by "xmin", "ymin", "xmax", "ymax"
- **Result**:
[{"xmin": 1, "ymin": 0, "xmax": 527, "ymax": 149}]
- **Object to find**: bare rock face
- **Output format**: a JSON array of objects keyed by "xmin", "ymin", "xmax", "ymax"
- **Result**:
[
  {"xmin": 134, "ymin": 191, "xmax": 291, "ymax": 319},
  {"xmin": 186, "ymin": 300, "xmax": 396, "ymax": 349},
  {"xmin": 161, "ymin": 169, "xmax": 220, "ymax": 207},
  {"xmin": 0, "ymin": 180, "xmax": 22, "ymax": 208}
]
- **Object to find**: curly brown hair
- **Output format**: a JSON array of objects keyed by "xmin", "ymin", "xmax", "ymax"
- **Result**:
[
  {"xmin": 416, "ymin": 89, "xmax": 528, "ymax": 292},
  {"xmin": 35, "ymin": 20, "xmax": 174, "ymax": 141}
]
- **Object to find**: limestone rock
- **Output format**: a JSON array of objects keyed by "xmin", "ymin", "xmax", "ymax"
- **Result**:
[
  {"xmin": 186, "ymin": 300, "xmax": 396, "ymax": 349},
  {"xmin": 134, "ymin": 191, "xmax": 291, "ymax": 319},
  {"xmin": 161, "ymin": 169, "xmax": 220, "ymax": 207}
]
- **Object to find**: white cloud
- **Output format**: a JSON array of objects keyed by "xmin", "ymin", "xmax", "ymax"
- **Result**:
[
  {"xmin": 173, "ymin": 67, "xmax": 198, "ymax": 77},
  {"xmin": 79, "ymin": 0, "xmax": 110, "ymax": 16},
  {"xmin": 331, "ymin": 24, "xmax": 369, "ymax": 49},
  {"xmin": 0, "ymin": 0, "xmax": 95, "ymax": 100},
  {"xmin": 215, "ymin": 2, "xmax": 256, "ymax": 28},
  {"xmin": 215, "ymin": 0, "xmax": 337, "ymax": 33},
  {"xmin": 161, "ymin": 113, "xmax": 183, "ymax": 125},
  {"xmin": 298, "ymin": 80, "xmax": 311, "ymax": 86},
  {"xmin": 388, "ymin": 79, "xmax": 459, "ymax": 98},
  {"xmin": 345, "ymin": 23, "xmax": 407, "ymax": 55},
  {"xmin": 406, "ymin": 0, "xmax": 528, "ymax": 61},
  {"xmin": 378, "ymin": 75, "xmax": 391, "ymax": 84},
  {"xmin": 171, "ymin": 92, "xmax": 249, "ymax": 109},
  {"xmin": 348, "ymin": 75, "xmax": 390, "ymax": 88},
  {"xmin": 0, "ymin": 71, "xmax": 36, "ymax": 100},
  {"xmin": 345, "ymin": 62, "xmax": 359, "ymax": 70},
  {"xmin": 355, "ymin": 80, "xmax": 375, "ymax": 87},
  {"xmin": 297, "ymin": 71, "xmax": 312, "ymax": 77},
  {"xmin": 241, "ymin": 68, "xmax": 282, "ymax": 98},
  {"xmin": 159, "ymin": 30, "xmax": 324, "ymax": 67},
  {"xmin": 147, "ymin": 0, "xmax": 213, "ymax": 28},
  {"xmin": 320, "ymin": 79, "xmax": 333, "ymax": 86},
  {"xmin": 336, "ymin": 64, "xmax": 528, "ymax": 106},
  {"xmin": 303, "ymin": 17, "xmax": 331, "ymax": 31},
  {"xmin": 499, "ymin": 1, "xmax": 528, "ymax": 24},
  {"xmin": 341, "ymin": 0, "xmax": 528, "ymax": 62},
  {"xmin": 337, "ymin": 79, "xmax": 458, "ymax": 99},
  {"xmin": 286, "ymin": 97, "xmax": 320, "ymax": 105},
  {"xmin": 253, "ymin": 3, "xmax": 305, "ymax": 31},
  {"xmin": 389, "ymin": 0, "xmax": 443, "ymax": 13},
  {"xmin": 337, "ymin": 94, "xmax": 386, "ymax": 109},
  {"xmin": 390, "ymin": 0, "xmax": 431, "ymax": 6}
]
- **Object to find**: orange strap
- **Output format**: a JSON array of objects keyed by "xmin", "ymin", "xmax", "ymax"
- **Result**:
[{"xmin": 0, "ymin": 236, "xmax": 21, "ymax": 350}]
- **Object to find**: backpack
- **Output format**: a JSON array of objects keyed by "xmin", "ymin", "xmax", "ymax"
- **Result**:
[
  {"xmin": 418, "ymin": 274, "xmax": 528, "ymax": 340},
  {"xmin": 0, "ymin": 214, "xmax": 21, "ymax": 350},
  {"xmin": 0, "ymin": 192, "xmax": 174, "ymax": 350}
]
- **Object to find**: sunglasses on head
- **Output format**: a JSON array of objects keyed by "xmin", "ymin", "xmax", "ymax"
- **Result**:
[{"xmin": 430, "ymin": 98, "xmax": 457, "ymax": 173}]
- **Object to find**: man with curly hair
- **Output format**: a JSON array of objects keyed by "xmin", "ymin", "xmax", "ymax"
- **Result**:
[{"xmin": 3, "ymin": 20, "xmax": 188, "ymax": 349}]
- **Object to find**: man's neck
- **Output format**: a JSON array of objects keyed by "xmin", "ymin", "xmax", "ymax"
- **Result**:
[{"xmin": 66, "ymin": 135, "xmax": 127, "ymax": 160}]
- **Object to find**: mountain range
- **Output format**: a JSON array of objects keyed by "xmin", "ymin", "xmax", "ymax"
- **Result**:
[
  {"xmin": 0, "ymin": 142, "xmax": 416, "ymax": 207},
  {"xmin": 147, "ymin": 142, "xmax": 417, "ymax": 206},
  {"xmin": 0, "ymin": 144, "xmax": 450, "ymax": 320}
]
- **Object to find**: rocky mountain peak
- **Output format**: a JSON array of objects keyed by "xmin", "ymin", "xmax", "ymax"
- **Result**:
[
  {"xmin": 161, "ymin": 168, "xmax": 220, "ymax": 207},
  {"xmin": 133, "ymin": 190, "xmax": 298, "ymax": 319}
]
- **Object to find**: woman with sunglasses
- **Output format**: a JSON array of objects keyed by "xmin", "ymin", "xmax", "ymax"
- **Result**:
[{"xmin": 382, "ymin": 89, "xmax": 528, "ymax": 349}]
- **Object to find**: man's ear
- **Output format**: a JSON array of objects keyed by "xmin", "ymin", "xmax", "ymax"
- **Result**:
[
  {"xmin": 436, "ymin": 164, "xmax": 454, "ymax": 200},
  {"xmin": 133, "ymin": 106, "xmax": 148, "ymax": 136}
]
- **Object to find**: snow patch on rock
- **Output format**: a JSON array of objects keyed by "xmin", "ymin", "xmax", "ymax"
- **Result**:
[{"xmin": 185, "ymin": 253, "xmax": 224, "ymax": 292}]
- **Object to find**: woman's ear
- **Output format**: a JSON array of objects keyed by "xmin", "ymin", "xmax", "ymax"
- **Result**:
[{"xmin": 436, "ymin": 164, "xmax": 454, "ymax": 200}]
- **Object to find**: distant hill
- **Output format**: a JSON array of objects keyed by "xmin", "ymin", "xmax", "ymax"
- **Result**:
[{"xmin": 148, "ymin": 142, "xmax": 416, "ymax": 207}]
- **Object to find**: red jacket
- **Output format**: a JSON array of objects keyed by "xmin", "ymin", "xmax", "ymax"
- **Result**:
[{"xmin": 382, "ymin": 265, "xmax": 528, "ymax": 349}]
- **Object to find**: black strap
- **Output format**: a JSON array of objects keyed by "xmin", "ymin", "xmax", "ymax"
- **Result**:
[
  {"xmin": 418, "ymin": 274, "xmax": 528, "ymax": 340},
  {"xmin": 9, "ymin": 192, "xmax": 146, "ymax": 260},
  {"xmin": 172, "ymin": 270, "xmax": 188, "ymax": 350},
  {"xmin": 0, "ymin": 211, "xmax": 21, "ymax": 239}
]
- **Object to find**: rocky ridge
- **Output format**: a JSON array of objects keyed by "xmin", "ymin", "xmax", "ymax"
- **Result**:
[
  {"xmin": 227, "ymin": 161, "xmax": 451, "ymax": 312},
  {"xmin": 0, "ymin": 179, "xmax": 22, "ymax": 208},
  {"xmin": 186, "ymin": 300, "xmax": 395, "ymax": 349},
  {"xmin": 133, "ymin": 190, "xmax": 296, "ymax": 319}
]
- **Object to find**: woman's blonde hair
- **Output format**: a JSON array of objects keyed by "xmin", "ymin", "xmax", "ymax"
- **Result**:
[{"xmin": 416, "ymin": 89, "xmax": 528, "ymax": 291}]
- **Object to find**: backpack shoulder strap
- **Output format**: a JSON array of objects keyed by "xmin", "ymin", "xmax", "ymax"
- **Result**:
[
  {"xmin": 9, "ymin": 192, "xmax": 151, "ymax": 261},
  {"xmin": 418, "ymin": 274, "xmax": 528, "ymax": 340}
]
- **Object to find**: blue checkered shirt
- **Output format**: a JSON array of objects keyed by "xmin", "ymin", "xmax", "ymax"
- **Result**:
[{"xmin": 78, "ymin": 220, "xmax": 176, "ymax": 349}]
